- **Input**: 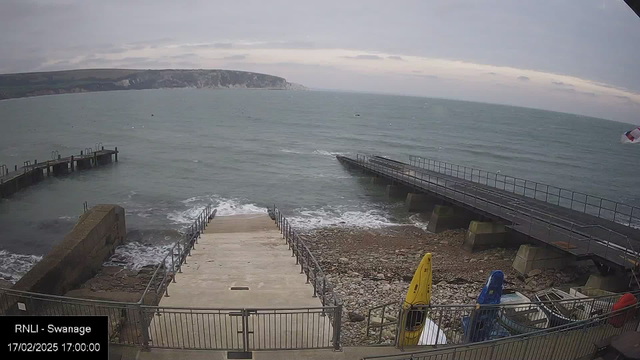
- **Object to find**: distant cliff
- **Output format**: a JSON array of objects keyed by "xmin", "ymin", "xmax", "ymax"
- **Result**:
[{"xmin": 0, "ymin": 69, "xmax": 308, "ymax": 100}]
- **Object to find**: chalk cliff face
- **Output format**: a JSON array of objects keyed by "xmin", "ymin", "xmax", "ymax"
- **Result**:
[{"xmin": 0, "ymin": 69, "xmax": 308, "ymax": 100}]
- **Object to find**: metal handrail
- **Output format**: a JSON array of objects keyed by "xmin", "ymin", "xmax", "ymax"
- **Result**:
[
  {"xmin": 272, "ymin": 205, "xmax": 342, "ymax": 350},
  {"xmin": 139, "ymin": 204, "xmax": 216, "ymax": 304},
  {"xmin": 272, "ymin": 205, "xmax": 342, "ymax": 308},
  {"xmin": 350, "ymin": 155, "xmax": 637, "ymax": 269},
  {"xmin": 364, "ymin": 301, "xmax": 640, "ymax": 359},
  {"xmin": 409, "ymin": 155, "xmax": 640, "ymax": 228}
]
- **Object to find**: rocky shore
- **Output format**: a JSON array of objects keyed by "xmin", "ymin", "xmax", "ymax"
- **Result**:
[
  {"xmin": 300, "ymin": 226, "xmax": 593, "ymax": 346},
  {"xmin": 66, "ymin": 265, "xmax": 169, "ymax": 305}
]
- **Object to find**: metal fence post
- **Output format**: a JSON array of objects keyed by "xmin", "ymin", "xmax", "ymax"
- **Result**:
[
  {"xmin": 138, "ymin": 304, "xmax": 150, "ymax": 349},
  {"xmin": 242, "ymin": 309, "xmax": 250, "ymax": 352},
  {"xmin": 312, "ymin": 268, "xmax": 318, "ymax": 297},
  {"xmin": 333, "ymin": 304, "xmax": 342, "ymax": 351}
]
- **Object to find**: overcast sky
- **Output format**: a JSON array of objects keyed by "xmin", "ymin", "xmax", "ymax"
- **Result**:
[{"xmin": 1, "ymin": 0, "xmax": 639, "ymax": 123}]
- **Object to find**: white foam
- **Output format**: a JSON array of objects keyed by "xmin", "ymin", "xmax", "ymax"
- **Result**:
[
  {"xmin": 288, "ymin": 207, "xmax": 395, "ymax": 230},
  {"xmin": 0, "ymin": 250, "xmax": 42, "ymax": 284},
  {"xmin": 167, "ymin": 206, "xmax": 204, "ymax": 224},
  {"xmin": 313, "ymin": 150, "xmax": 347, "ymax": 157},
  {"xmin": 279, "ymin": 148, "xmax": 307, "ymax": 154},
  {"xmin": 103, "ymin": 242, "xmax": 177, "ymax": 271},
  {"xmin": 215, "ymin": 200, "xmax": 266, "ymax": 216},
  {"xmin": 171, "ymin": 196, "xmax": 265, "ymax": 224},
  {"xmin": 409, "ymin": 214, "xmax": 430, "ymax": 231}
]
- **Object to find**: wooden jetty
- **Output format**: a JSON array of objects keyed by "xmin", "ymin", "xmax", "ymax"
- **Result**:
[{"xmin": 0, "ymin": 146, "xmax": 118, "ymax": 198}]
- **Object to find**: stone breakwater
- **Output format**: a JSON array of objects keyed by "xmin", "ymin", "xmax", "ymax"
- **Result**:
[{"xmin": 300, "ymin": 226, "xmax": 593, "ymax": 346}]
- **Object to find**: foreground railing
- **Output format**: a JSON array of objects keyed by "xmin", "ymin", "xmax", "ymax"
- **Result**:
[
  {"xmin": 363, "ymin": 301, "xmax": 640, "ymax": 360},
  {"xmin": 139, "ymin": 204, "xmax": 216, "ymax": 304},
  {"xmin": 272, "ymin": 205, "xmax": 343, "ymax": 349},
  {"xmin": 408, "ymin": 155, "xmax": 640, "ymax": 229},
  {"xmin": 368, "ymin": 290, "xmax": 632, "ymax": 349},
  {"xmin": 0, "ymin": 287, "xmax": 341, "ymax": 351},
  {"xmin": 346, "ymin": 154, "xmax": 639, "ymax": 269},
  {"xmin": 0, "ymin": 287, "xmax": 147, "ymax": 346},
  {"xmin": 144, "ymin": 305, "xmax": 339, "ymax": 351}
]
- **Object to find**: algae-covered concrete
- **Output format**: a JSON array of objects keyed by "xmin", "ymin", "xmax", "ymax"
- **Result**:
[
  {"xmin": 463, "ymin": 221, "xmax": 507, "ymax": 252},
  {"xmin": 13, "ymin": 204, "xmax": 125, "ymax": 295},
  {"xmin": 427, "ymin": 205, "xmax": 473, "ymax": 233}
]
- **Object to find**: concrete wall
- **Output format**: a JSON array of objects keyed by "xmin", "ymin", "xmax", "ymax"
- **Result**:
[
  {"xmin": 13, "ymin": 204, "xmax": 126, "ymax": 295},
  {"xmin": 512, "ymin": 244, "xmax": 576, "ymax": 275},
  {"xmin": 427, "ymin": 205, "xmax": 474, "ymax": 233},
  {"xmin": 463, "ymin": 221, "xmax": 507, "ymax": 252}
]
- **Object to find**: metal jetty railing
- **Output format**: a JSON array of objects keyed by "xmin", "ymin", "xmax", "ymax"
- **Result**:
[
  {"xmin": 363, "ymin": 301, "xmax": 640, "ymax": 360},
  {"xmin": 343, "ymin": 154, "xmax": 640, "ymax": 270},
  {"xmin": 367, "ymin": 290, "xmax": 637, "ymax": 349},
  {"xmin": 408, "ymin": 156, "xmax": 640, "ymax": 229}
]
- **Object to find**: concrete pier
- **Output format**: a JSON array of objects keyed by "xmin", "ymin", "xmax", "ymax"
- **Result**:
[
  {"xmin": 371, "ymin": 176, "xmax": 391, "ymax": 185},
  {"xmin": 512, "ymin": 244, "xmax": 577, "ymax": 275},
  {"xmin": 0, "ymin": 147, "xmax": 118, "ymax": 198},
  {"xmin": 463, "ymin": 221, "xmax": 507, "ymax": 252},
  {"xmin": 404, "ymin": 193, "xmax": 434, "ymax": 212},
  {"xmin": 427, "ymin": 205, "xmax": 473, "ymax": 233},
  {"xmin": 386, "ymin": 185, "xmax": 409, "ymax": 199}
]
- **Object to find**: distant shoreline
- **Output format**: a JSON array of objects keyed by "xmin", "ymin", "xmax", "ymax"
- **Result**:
[{"xmin": 0, "ymin": 68, "xmax": 307, "ymax": 101}]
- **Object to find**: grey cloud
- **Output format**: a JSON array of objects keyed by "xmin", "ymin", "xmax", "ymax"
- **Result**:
[
  {"xmin": 223, "ymin": 54, "xmax": 249, "ymax": 60},
  {"xmin": 412, "ymin": 70, "xmax": 422, "ymax": 73},
  {"xmin": 552, "ymin": 81, "xmax": 573, "ymax": 87},
  {"xmin": 486, "ymin": 72, "xmax": 497, "ymax": 75},
  {"xmin": 180, "ymin": 41, "xmax": 315, "ymax": 50},
  {"xmin": 243, "ymin": 41, "xmax": 315, "ymax": 49},
  {"xmin": 104, "ymin": 47, "xmax": 129, "ymax": 54},
  {"xmin": 341, "ymin": 54, "xmax": 383, "ymax": 60},
  {"xmin": 121, "ymin": 57, "xmax": 149, "ymax": 62},
  {"xmin": 553, "ymin": 88, "xmax": 576, "ymax": 93},
  {"xmin": 387, "ymin": 56, "xmax": 404, "ymax": 61},
  {"xmin": 415, "ymin": 74, "xmax": 438, "ymax": 80},
  {"xmin": 553, "ymin": 88, "xmax": 598, "ymax": 97},
  {"xmin": 518, "ymin": 76, "xmax": 530, "ymax": 81},
  {"xmin": 170, "ymin": 53, "xmax": 199, "ymax": 59},
  {"xmin": 175, "ymin": 61, "xmax": 200, "ymax": 68}
]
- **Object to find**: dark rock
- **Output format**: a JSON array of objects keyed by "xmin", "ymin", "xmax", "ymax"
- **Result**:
[
  {"xmin": 527, "ymin": 269, "xmax": 542, "ymax": 277},
  {"xmin": 348, "ymin": 312, "xmax": 365, "ymax": 322}
]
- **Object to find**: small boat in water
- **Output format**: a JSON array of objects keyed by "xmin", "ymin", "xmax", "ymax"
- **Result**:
[
  {"xmin": 534, "ymin": 288, "xmax": 589, "ymax": 327},
  {"xmin": 499, "ymin": 290, "xmax": 549, "ymax": 334}
]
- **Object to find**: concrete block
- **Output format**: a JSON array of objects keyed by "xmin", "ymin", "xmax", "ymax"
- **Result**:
[
  {"xmin": 386, "ymin": 185, "xmax": 409, "ymax": 199},
  {"xmin": 12, "ymin": 204, "xmax": 126, "ymax": 296},
  {"xmin": 512, "ymin": 244, "xmax": 575, "ymax": 275},
  {"xmin": 463, "ymin": 221, "xmax": 507, "ymax": 252},
  {"xmin": 585, "ymin": 274, "xmax": 628, "ymax": 293},
  {"xmin": 427, "ymin": 205, "xmax": 473, "ymax": 233},
  {"xmin": 405, "ymin": 193, "xmax": 434, "ymax": 212}
]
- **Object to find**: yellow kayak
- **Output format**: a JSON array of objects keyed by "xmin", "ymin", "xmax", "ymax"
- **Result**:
[{"xmin": 401, "ymin": 253, "xmax": 432, "ymax": 346}]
